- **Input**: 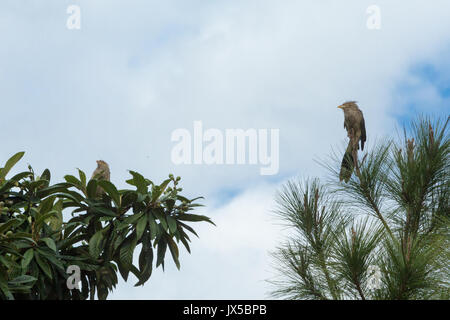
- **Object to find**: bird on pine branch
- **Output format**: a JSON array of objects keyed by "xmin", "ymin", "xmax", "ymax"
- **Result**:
[
  {"xmin": 91, "ymin": 160, "xmax": 110, "ymax": 197},
  {"xmin": 337, "ymin": 101, "xmax": 366, "ymax": 182}
]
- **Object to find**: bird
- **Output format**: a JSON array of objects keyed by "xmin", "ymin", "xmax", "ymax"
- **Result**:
[
  {"xmin": 91, "ymin": 160, "xmax": 110, "ymax": 197},
  {"xmin": 337, "ymin": 101, "xmax": 366, "ymax": 182}
]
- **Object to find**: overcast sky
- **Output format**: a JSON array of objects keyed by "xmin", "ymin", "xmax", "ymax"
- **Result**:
[{"xmin": 0, "ymin": 0, "xmax": 449, "ymax": 299}]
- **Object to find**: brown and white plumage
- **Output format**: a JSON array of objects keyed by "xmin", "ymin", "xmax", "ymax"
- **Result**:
[
  {"xmin": 337, "ymin": 101, "xmax": 366, "ymax": 182},
  {"xmin": 91, "ymin": 160, "xmax": 110, "ymax": 197}
]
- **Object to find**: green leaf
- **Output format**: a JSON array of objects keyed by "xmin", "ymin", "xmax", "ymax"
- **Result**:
[
  {"xmin": 0, "ymin": 151, "xmax": 25, "ymax": 180},
  {"xmin": 45, "ymin": 199, "xmax": 63, "ymax": 231},
  {"xmin": 135, "ymin": 232, "xmax": 153, "ymax": 286},
  {"xmin": 35, "ymin": 252, "xmax": 53, "ymax": 280},
  {"xmin": 0, "ymin": 255, "xmax": 18, "ymax": 269},
  {"xmin": 28, "ymin": 179, "xmax": 48, "ymax": 191},
  {"xmin": 41, "ymin": 237, "xmax": 57, "ymax": 252},
  {"xmin": 21, "ymin": 249, "xmax": 34, "ymax": 269},
  {"xmin": 37, "ymin": 249, "xmax": 65, "ymax": 271},
  {"xmin": 136, "ymin": 215, "xmax": 148, "ymax": 241},
  {"xmin": 53, "ymin": 191, "xmax": 85, "ymax": 206},
  {"xmin": 121, "ymin": 191, "xmax": 138, "ymax": 207},
  {"xmin": 0, "ymin": 219, "xmax": 21, "ymax": 234},
  {"xmin": 166, "ymin": 235, "xmax": 180, "ymax": 270},
  {"xmin": 89, "ymin": 226, "xmax": 109, "ymax": 259},
  {"xmin": 153, "ymin": 209, "xmax": 168, "ymax": 231},
  {"xmin": 156, "ymin": 237, "xmax": 167, "ymax": 270},
  {"xmin": 167, "ymin": 216, "xmax": 177, "ymax": 234},
  {"xmin": 58, "ymin": 234, "xmax": 86, "ymax": 251},
  {"xmin": 176, "ymin": 214, "xmax": 215, "ymax": 226},
  {"xmin": 128, "ymin": 171, "xmax": 148, "ymax": 194},
  {"xmin": 35, "ymin": 210, "xmax": 60, "ymax": 231},
  {"xmin": 116, "ymin": 212, "xmax": 144, "ymax": 230},
  {"xmin": 64, "ymin": 175, "xmax": 82, "ymax": 188},
  {"xmin": 179, "ymin": 229, "xmax": 191, "ymax": 254},
  {"xmin": 78, "ymin": 168, "xmax": 87, "ymax": 188},
  {"xmin": 97, "ymin": 180, "xmax": 121, "ymax": 207},
  {"xmin": 120, "ymin": 233, "xmax": 137, "ymax": 268},
  {"xmin": 151, "ymin": 179, "xmax": 171, "ymax": 202},
  {"xmin": 86, "ymin": 180, "xmax": 98, "ymax": 199},
  {"xmin": 0, "ymin": 280, "xmax": 14, "ymax": 300},
  {"xmin": 112, "ymin": 231, "xmax": 127, "ymax": 251},
  {"xmin": 147, "ymin": 213, "xmax": 158, "ymax": 240},
  {"xmin": 178, "ymin": 221, "xmax": 199, "ymax": 238},
  {"xmin": 0, "ymin": 172, "xmax": 32, "ymax": 195},
  {"xmin": 6, "ymin": 232, "xmax": 34, "ymax": 244},
  {"xmin": 8, "ymin": 275, "xmax": 37, "ymax": 285},
  {"xmin": 90, "ymin": 206, "xmax": 117, "ymax": 217},
  {"xmin": 189, "ymin": 196, "xmax": 205, "ymax": 202},
  {"xmin": 151, "ymin": 186, "xmax": 162, "ymax": 202},
  {"xmin": 41, "ymin": 168, "xmax": 51, "ymax": 182},
  {"xmin": 117, "ymin": 234, "xmax": 137, "ymax": 282},
  {"xmin": 116, "ymin": 260, "xmax": 129, "ymax": 282},
  {"xmin": 38, "ymin": 195, "xmax": 56, "ymax": 216},
  {"xmin": 35, "ymin": 182, "xmax": 72, "ymax": 198},
  {"xmin": 159, "ymin": 179, "xmax": 172, "ymax": 193}
]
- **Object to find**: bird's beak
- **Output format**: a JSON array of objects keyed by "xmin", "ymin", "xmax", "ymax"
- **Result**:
[{"xmin": 337, "ymin": 105, "xmax": 343, "ymax": 109}]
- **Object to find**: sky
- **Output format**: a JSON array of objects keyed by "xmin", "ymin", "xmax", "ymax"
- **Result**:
[{"xmin": 0, "ymin": 0, "xmax": 449, "ymax": 299}]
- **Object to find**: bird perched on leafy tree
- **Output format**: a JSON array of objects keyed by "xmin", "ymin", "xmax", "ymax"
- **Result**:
[
  {"xmin": 91, "ymin": 160, "xmax": 110, "ymax": 197},
  {"xmin": 337, "ymin": 101, "xmax": 366, "ymax": 182}
]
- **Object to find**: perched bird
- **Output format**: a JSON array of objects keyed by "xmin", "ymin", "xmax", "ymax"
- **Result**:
[
  {"xmin": 91, "ymin": 160, "xmax": 110, "ymax": 197},
  {"xmin": 337, "ymin": 101, "xmax": 366, "ymax": 182}
]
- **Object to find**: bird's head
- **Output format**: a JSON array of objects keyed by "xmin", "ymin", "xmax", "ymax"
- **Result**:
[
  {"xmin": 96, "ymin": 160, "xmax": 109, "ymax": 168},
  {"xmin": 337, "ymin": 101, "xmax": 358, "ymax": 111}
]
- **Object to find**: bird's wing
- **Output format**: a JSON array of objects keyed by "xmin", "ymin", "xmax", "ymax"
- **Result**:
[
  {"xmin": 360, "ymin": 115, "xmax": 366, "ymax": 151},
  {"xmin": 91, "ymin": 168, "xmax": 100, "ymax": 180},
  {"xmin": 91, "ymin": 168, "xmax": 105, "ymax": 180}
]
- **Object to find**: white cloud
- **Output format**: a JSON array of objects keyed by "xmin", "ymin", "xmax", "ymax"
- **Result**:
[
  {"xmin": 1, "ymin": 0, "xmax": 450, "ymax": 299},
  {"xmin": 109, "ymin": 182, "xmax": 285, "ymax": 299}
]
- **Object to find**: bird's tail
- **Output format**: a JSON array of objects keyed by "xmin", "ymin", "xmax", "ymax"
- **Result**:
[{"xmin": 339, "ymin": 142, "xmax": 354, "ymax": 183}]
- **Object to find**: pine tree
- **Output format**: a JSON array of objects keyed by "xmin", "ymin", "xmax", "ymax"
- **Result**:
[{"xmin": 270, "ymin": 117, "xmax": 449, "ymax": 300}]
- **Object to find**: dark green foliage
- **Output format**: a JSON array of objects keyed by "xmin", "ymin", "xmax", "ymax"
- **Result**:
[
  {"xmin": 0, "ymin": 153, "xmax": 214, "ymax": 300},
  {"xmin": 271, "ymin": 117, "xmax": 449, "ymax": 300}
]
